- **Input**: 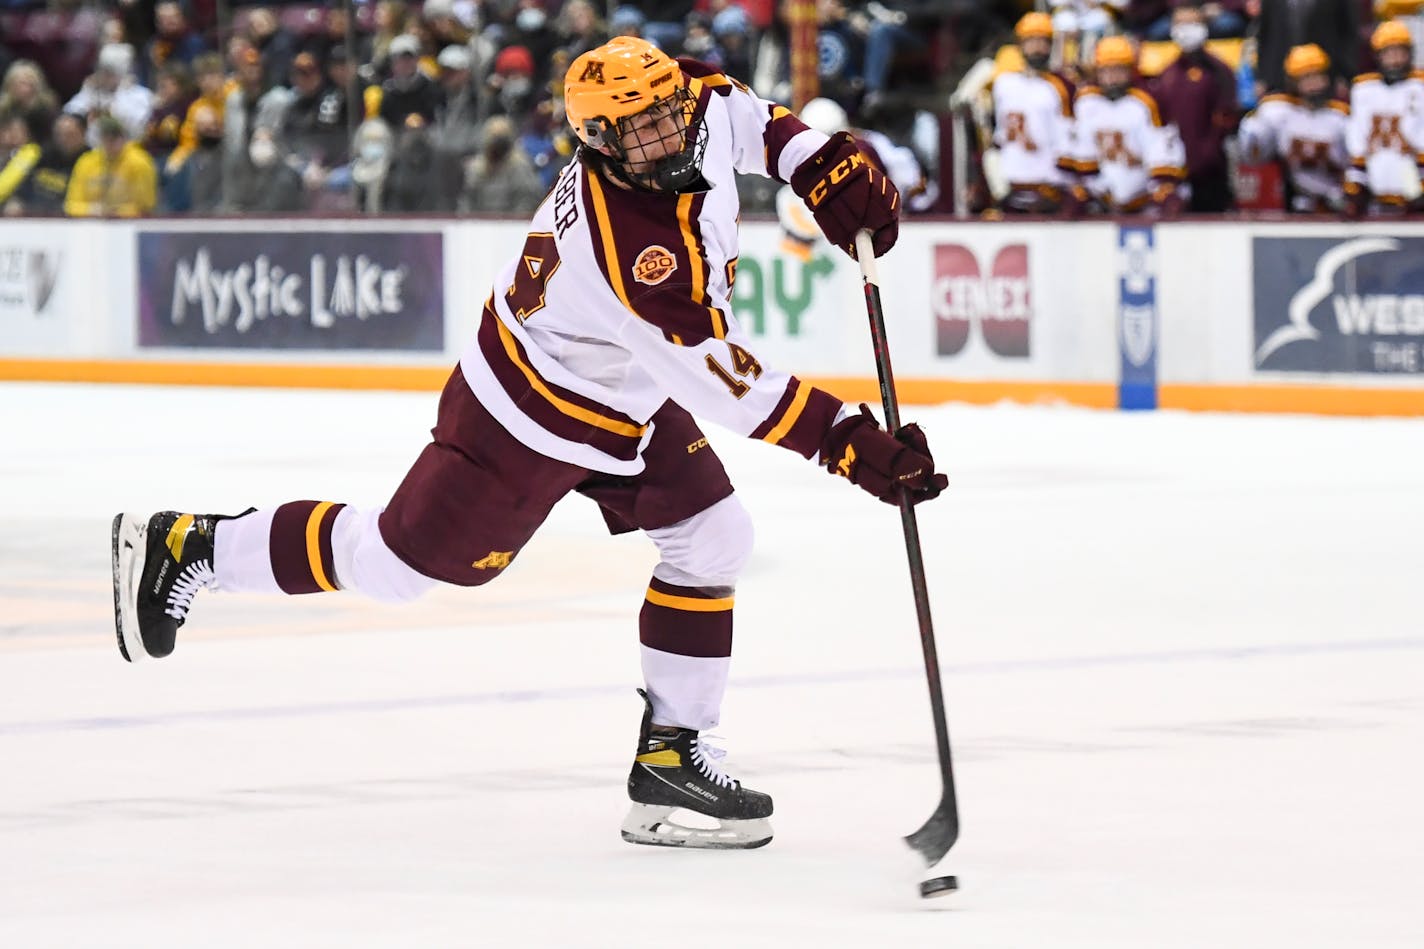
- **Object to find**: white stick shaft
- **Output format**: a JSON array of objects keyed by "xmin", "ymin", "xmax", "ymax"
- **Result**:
[{"xmin": 855, "ymin": 230, "xmax": 879, "ymax": 285}]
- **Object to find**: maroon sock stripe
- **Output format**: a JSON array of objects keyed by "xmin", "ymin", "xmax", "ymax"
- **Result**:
[
  {"xmin": 270, "ymin": 500, "xmax": 346, "ymax": 595},
  {"xmin": 640, "ymin": 578, "xmax": 734, "ymax": 659}
]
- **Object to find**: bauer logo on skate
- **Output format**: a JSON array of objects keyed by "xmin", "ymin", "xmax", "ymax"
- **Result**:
[
  {"xmin": 137, "ymin": 231, "xmax": 444, "ymax": 351},
  {"xmin": 932, "ymin": 242, "xmax": 1031, "ymax": 358},
  {"xmin": 632, "ymin": 245, "xmax": 677, "ymax": 286}
]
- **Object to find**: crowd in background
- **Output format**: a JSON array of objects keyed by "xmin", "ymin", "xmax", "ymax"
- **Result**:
[{"xmin": 0, "ymin": 0, "xmax": 1422, "ymax": 220}]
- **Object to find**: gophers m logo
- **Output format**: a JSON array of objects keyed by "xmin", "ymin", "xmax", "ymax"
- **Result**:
[
  {"xmin": 579, "ymin": 60, "xmax": 604, "ymax": 83},
  {"xmin": 633, "ymin": 245, "xmax": 677, "ymax": 286}
]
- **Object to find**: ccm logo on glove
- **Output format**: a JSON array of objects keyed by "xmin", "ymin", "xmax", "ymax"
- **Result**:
[
  {"xmin": 820, "ymin": 405, "xmax": 946, "ymax": 506},
  {"xmin": 790, "ymin": 131, "xmax": 900, "ymax": 260}
]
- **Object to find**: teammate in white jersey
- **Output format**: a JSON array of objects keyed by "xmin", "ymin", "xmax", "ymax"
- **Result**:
[
  {"xmin": 1062, "ymin": 36, "xmax": 1187, "ymax": 214},
  {"xmin": 1345, "ymin": 20, "xmax": 1424, "ymax": 214},
  {"xmin": 109, "ymin": 37, "xmax": 945, "ymax": 851},
  {"xmin": 1239, "ymin": 44, "xmax": 1349, "ymax": 213},
  {"xmin": 990, "ymin": 12, "xmax": 1077, "ymax": 212}
]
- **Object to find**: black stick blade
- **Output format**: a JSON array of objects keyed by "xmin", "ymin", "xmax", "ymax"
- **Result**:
[{"xmin": 904, "ymin": 794, "xmax": 960, "ymax": 866}]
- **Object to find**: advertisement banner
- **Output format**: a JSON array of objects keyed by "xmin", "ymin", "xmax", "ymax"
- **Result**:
[
  {"xmin": 0, "ymin": 225, "xmax": 74, "ymax": 354},
  {"xmin": 933, "ymin": 240, "xmax": 1032, "ymax": 359},
  {"xmin": 138, "ymin": 230, "xmax": 444, "ymax": 350},
  {"xmin": 1118, "ymin": 225, "xmax": 1158, "ymax": 409},
  {"xmin": 1253, "ymin": 235, "xmax": 1424, "ymax": 374}
]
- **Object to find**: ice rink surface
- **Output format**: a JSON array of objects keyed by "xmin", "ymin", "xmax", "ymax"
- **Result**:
[{"xmin": 1, "ymin": 382, "xmax": 1421, "ymax": 948}]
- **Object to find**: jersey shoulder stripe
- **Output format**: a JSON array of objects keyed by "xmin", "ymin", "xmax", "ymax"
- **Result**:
[
  {"xmin": 1044, "ymin": 73, "xmax": 1073, "ymax": 116},
  {"xmin": 475, "ymin": 300, "xmax": 647, "ymax": 461},
  {"xmin": 583, "ymin": 166, "xmax": 729, "ymax": 346},
  {"xmin": 1257, "ymin": 92, "xmax": 1299, "ymax": 107},
  {"xmin": 1353, "ymin": 72, "xmax": 1382, "ymax": 85},
  {"xmin": 1126, "ymin": 88, "xmax": 1163, "ymax": 125},
  {"xmin": 1328, "ymin": 99, "xmax": 1350, "ymax": 114}
]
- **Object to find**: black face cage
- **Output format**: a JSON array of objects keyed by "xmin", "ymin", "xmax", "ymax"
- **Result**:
[{"xmin": 595, "ymin": 86, "xmax": 707, "ymax": 193}]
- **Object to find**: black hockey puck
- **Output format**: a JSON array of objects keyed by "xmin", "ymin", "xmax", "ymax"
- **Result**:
[{"xmin": 919, "ymin": 875, "xmax": 958, "ymax": 898}]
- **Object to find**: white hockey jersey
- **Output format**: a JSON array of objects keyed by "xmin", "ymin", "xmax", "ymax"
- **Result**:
[
  {"xmin": 990, "ymin": 68, "xmax": 1075, "ymax": 187},
  {"xmin": 459, "ymin": 66, "xmax": 845, "ymax": 475},
  {"xmin": 1238, "ymin": 93, "xmax": 1349, "ymax": 209},
  {"xmin": 1065, "ymin": 86, "xmax": 1185, "ymax": 209},
  {"xmin": 1346, "ymin": 70, "xmax": 1424, "ymax": 203}
]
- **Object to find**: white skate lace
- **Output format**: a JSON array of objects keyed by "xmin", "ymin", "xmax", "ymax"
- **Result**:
[
  {"xmin": 165, "ymin": 561, "xmax": 215, "ymax": 620},
  {"xmin": 690, "ymin": 736, "xmax": 737, "ymax": 790}
]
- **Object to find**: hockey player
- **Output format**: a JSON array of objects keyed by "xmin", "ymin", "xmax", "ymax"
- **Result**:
[
  {"xmin": 1062, "ymin": 36, "xmax": 1188, "ymax": 214},
  {"xmin": 1238, "ymin": 44, "xmax": 1349, "ymax": 214},
  {"xmin": 1345, "ymin": 20, "xmax": 1424, "ymax": 215},
  {"xmin": 989, "ymin": 12, "xmax": 1077, "ymax": 213},
  {"xmin": 110, "ymin": 38, "xmax": 944, "ymax": 851}
]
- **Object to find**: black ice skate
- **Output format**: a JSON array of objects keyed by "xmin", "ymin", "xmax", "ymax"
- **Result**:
[
  {"xmin": 622, "ymin": 689, "xmax": 773, "ymax": 850},
  {"xmin": 110, "ymin": 511, "xmax": 234, "ymax": 662}
]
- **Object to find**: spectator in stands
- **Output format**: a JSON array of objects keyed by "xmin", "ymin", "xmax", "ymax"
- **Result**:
[
  {"xmin": 308, "ymin": 0, "xmax": 373, "ymax": 69},
  {"xmin": 350, "ymin": 116, "xmax": 395, "ymax": 212},
  {"xmin": 142, "ymin": 61, "xmax": 195, "ymax": 171},
  {"xmin": 1150, "ymin": 1, "xmax": 1238, "ymax": 211},
  {"xmin": 228, "ymin": 124, "xmax": 306, "ymax": 212},
  {"xmin": 430, "ymin": 44, "xmax": 484, "ymax": 206},
  {"xmin": 371, "ymin": 1, "xmax": 413, "ymax": 76},
  {"xmin": 0, "ymin": 60, "xmax": 59, "ymax": 143},
  {"xmin": 178, "ymin": 102, "xmax": 225, "ymax": 213},
  {"xmin": 1238, "ymin": 44, "xmax": 1349, "ymax": 212},
  {"xmin": 460, "ymin": 113, "xmax": 546, "ymax": 212},
  {"xmin": 609, "ymin": 5, "xmax": 647, "ymax": 39},
  {"xmin": 64, "ymin": 44, "xmax": 154, "ymax": 148},
  {"xmin": 326, "ymin": 46, "xmax": 371, "ymax": 125},
  {"xmin": 423, "ymin": 0, "xmax": 474, "ymax": 57},
  {"xmin": 222, "ymin": 46, "xmax": 294, "ymax": 210},
  {"xmin": 1255, "ymin": 0, "xmax": 1360, "ymax": 95},
  {"xmin": 988, "ymin": 13, "xmax": 1077, "ymax": 213},
  {"xmin": 555, "ymin": 0, "xmax": 607, "ymax": 62},
  {"xmin": 286, "ymin": 51, "xmax": 350, "ymax": 169},
  {"xmin": 165, "ymin": 52, "xmax": 228, "ymax": 176},
  {"xmin": 383, "ymin": 114, "xmax": 441, "ymax": 210},
  {"xmin": 712, "ymin": 5, "xmax": 757, "ymax": 84},
  {"xmin": 814, "ymin": 0, "xmax": 869, "ymax": 115},
  {"xmin": 626, "ymin": 0, "xmax": 696, "ymax": 52},
  {"xmin": 507, "ymin": 0, "xmax": 563, "ymax": 87},
  {"xmin": 15, "ymin": 112, "xmax": 87, "ymax": 216},
  {"xmin": 1344, "ymin": 20, "xmax": 1424, "ymax": 215},
  {"xmin": 1133, "ymin": 0, "xmax": 1248, "ymax": 39},
  {"xmin": 860, "ymin": 0, "xmax": 937, "ymax": 116},
  {"xmin": 378, "ymin": 33, "xmax": 443, "ymax": 128},
  {"xmin": 681, "ymin": 12, "xmax": 723, "ymax": 64},
  {"xmin": 0, "ymin": 111, "xmax": 41, "ymax": 215},
  {"xmin": 486, "ymin": 44, "xmax": 539, "ymax": 121},
  {"xmin": 64, "ymin": 114, "xmax": 157, "ymax": 217},
  {"xmin": 244, "ymin": 7, "xmax": 299, "ymax": 94},
  {"xmin": 139, "ymin": 1, "xmax": 207, "ymax": 88}
]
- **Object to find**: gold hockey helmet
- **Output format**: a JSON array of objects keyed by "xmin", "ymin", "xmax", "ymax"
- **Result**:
[
  {"xmin": 1371, "ymin": 19, "xmax": 1413, "ymax": 52},
  {"xmin": 1094, "ymin": 36, "xmax": 1137, "ymax": 69},
  {"xmin": 1284, "ymin": 44, "xmax": 1330, "ymax": 79},
  {"xmin": 1015, "ymin": 12, "xmax": 1054, "ymax": 40}
]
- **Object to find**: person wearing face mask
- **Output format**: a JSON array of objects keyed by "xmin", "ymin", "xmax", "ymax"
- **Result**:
[
  {"xmin": 1149, "ymin": 1, "xmax": 1238, "ymax": 212},
  {"xmin": 1344, "ymin": 20, "xmax": 1424, "ymax": 216},
  {"xmin": 1063, "ymin": 37, "xmax": 1189, "ymax": 214},
  {"xmin": 459, "ymin": 113, "xmax": 546, "ymax": 212},
  {"xmin": 510, "ymin": 0, "xmax": 562, "ymax": 87},
  {"xmin": 182, "ymin": 104, "xmax": 227, "ymax": 214},
  {"xmin": 988, "ymin": 12, "xmax": 1079, "ymax": 213},
  {"xmin": 227, "ymin": 124, "xmax": 306, "ymax": 212},
  {"xmin": 486, "ymin": 44, "xmax": 540, "ymax": 122},
  {"xmin": 1238, "ymin": 45, "xmax": 1349, "ymax": 213}
]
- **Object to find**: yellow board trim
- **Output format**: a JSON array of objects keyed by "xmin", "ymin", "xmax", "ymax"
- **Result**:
[
  {"xmin": 763, "ymin": 381, "xmax": 812, "ymax": 445},
  {"xmin": 645, "ymin": 587, "xmax": 735, "ymax": 612},
  {"xmin": 494, "ymin": 317, "xmax": 647, "ymax": 438},
  {"xmin": 305, "ymin": 501, "xmax": 338, "ymax": 592},
  {"xmin": 4, "ymin": 359, "xmax": 1423, "ymax": 417}
]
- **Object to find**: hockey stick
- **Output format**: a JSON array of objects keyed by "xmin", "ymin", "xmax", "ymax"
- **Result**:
[{"xmin": 853, "ymin": 229, "xmax": 960, "ymax": 867}]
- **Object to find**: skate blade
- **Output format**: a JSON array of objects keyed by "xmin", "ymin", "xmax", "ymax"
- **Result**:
[
  {"xmin": 111, "ymin": 513, "xmax": 147, "ymax": 663},
  {"xmin": 620, "ymin": 803, "xmax": 773, "ymax": 850}
]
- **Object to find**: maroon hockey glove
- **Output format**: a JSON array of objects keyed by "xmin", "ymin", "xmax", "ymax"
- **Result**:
[
  {"xmin": 820, "ymin": 405, "xmax": 947, "ymax": 506},
  {"xmin": 790, "ymin": 131, "xmax": 900, "ymax": 260}
]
